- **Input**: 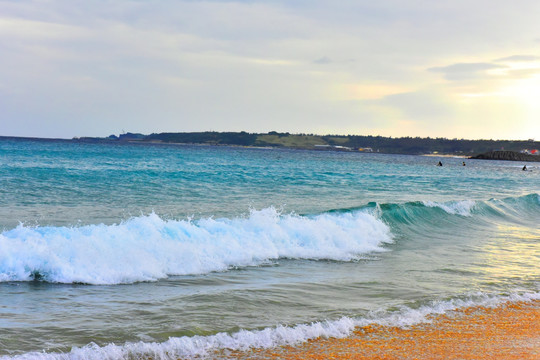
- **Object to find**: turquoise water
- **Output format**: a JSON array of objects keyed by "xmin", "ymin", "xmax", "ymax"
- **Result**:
[{"xmin": 0, "ymin": 138, "xmax": 538, "ymax": 359}]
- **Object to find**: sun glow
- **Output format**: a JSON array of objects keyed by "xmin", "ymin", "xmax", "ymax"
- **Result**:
[
  {"xmin": 500, "ymin": 73, "xmax": 540, "ymax": 136},
  {"xmin": 502, "ymin": 76, "xmax": 540, "ymax": 107},
  {"xmin": 495, "ymin": 60, "xmax": 540, "ymax": 105}
]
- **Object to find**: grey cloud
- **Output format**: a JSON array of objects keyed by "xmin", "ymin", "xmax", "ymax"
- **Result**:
[
  {"xmin": 314, "ymin": 56, "xmax": 332, "ymax": 64},
  {"xmin": 495, "ymin": 55, "xmax": 540, "ymax": 62},
  {"xmin": 428, "ymin": 62, "xmax": 507, "ymax": 80}
]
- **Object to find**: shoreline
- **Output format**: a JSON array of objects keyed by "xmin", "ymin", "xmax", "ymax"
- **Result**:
[{"xmin": 219, "ymin": 300, "xmax": 539, "ymax": 359}]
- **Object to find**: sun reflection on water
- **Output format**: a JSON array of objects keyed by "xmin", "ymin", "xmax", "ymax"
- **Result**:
[{"xmin": 478, "ymin": 224, "xmax": 539, "ymax": 283}]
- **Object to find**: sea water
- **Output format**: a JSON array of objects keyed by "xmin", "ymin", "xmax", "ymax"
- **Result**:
[{"xmin": 0, "ymin": 138, "xmax": 538, "ymax": 359}]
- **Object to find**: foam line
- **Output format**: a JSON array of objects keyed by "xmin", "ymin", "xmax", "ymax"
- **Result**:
[{"xmin": 3, "ymin": 291, "xmax": 538, "ymax": 360}]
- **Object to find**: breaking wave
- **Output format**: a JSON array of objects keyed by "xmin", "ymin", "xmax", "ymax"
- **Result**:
[
  {"xmin": 0, "ymin": 208, "xmax": 392, "ymax": 285},
  {"xmin": 1, "ymin": 193, "xmax": 537, "ymax": 285}
]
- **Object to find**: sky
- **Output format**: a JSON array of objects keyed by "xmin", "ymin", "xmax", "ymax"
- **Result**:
[{"xmin": 1, "ymin": 0, "xmax": 540, "ymax": 140}]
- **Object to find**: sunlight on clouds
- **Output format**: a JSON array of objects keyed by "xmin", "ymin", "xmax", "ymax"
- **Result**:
[
  {"xmin": 435, "ymin": 56, "xmax": 540, "ymax": 139},
  {"xmin": 335, "ymin": 83, "xmax": 412, "ymax": 100},
  {"xmin": 493, "ymin": 60, "xmax": 540, "ymax": 78},
  {"xmin": 457, "ymin": 60, "xmax": 540, "ymax": 110},
  {"xmin": 455, "ymin": 94, "xmax": 530, "ymax": 140},
  {"xmin": 502, "ymin": 75, "xmax": 540, "ymax": 137},
  {"xmin": 459, "ymin": 92, "xmax": 502, "ymax": 98},
  {"xmin": 500, "ymin": 75, "xmax": 540, "ymax": 106}
]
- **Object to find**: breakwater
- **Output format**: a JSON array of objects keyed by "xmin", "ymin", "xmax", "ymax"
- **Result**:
[{"xmin": 470, "ymin": 150, "xmax": 540, "ymax": 162}]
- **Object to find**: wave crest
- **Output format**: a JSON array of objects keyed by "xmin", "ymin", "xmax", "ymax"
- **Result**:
[
  {"xmin": 422, "ymin": 200, "xmax": 476, "ymax": 216},
  {"xmin": 0, "ymin": 208, "xmax": 392, "ymax": 285}
]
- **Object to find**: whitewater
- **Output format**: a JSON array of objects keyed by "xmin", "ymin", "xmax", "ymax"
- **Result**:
[
  {"xmin": 0, "ymin": 209, "xmax": 392, "ymax": 284},
  {"xmin": 0, "ymin": 138, "xmax": 538, "ymax": 359}
]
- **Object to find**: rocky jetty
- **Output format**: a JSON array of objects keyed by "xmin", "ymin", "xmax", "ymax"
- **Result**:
[{"xmin": 470, "ymin": 150, "xmax": 540, "ymax": 162}]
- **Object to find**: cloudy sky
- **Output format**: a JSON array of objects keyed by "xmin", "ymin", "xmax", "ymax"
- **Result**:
[{"xmin": 1, "ymin": 0, "xmax": 540, "ymax": 140}]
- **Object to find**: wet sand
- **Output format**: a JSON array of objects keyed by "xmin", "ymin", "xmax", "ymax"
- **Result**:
[{"xmin": 219, "ymin": 300, "xmax": 539, "ymax": 360}]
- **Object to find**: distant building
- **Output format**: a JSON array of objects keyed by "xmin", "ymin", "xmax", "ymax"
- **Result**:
[
  {"xmin": 520, "ymin": 149, "xmax": 539, "ymax": 155},
  {"xmin": 314, "ymin": 144, "xmax": 352, "ymax": 151}
]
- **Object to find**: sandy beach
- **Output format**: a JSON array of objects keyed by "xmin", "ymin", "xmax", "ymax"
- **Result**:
[{"xmin": 218, "ymin": 300, "xmax": 539, "ymax": 360}]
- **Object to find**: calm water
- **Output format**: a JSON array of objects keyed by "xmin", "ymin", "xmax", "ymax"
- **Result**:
[{"xmin": 0, "ymin": 138, "xmax": 538, "ymax": 359}]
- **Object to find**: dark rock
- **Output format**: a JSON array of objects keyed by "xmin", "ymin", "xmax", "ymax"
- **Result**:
[{"xmin": 470, "ymin": 150, "xmax": 540, "ymax": 162}]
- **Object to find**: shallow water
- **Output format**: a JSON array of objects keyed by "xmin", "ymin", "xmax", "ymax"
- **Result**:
[{"xmin": 0, "ymin": 138, "xmax": 538, "ymax": 359}]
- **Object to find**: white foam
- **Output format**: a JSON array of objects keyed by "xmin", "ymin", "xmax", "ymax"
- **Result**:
[
  {"xmin": 422, "ymin": 200, "xmax": 476, "ymax": 216},
  {"xmin": 362, "ymin": 290, "xmax": 540, "ymax": 328},
  {"xmin": 0, "ymin": 208, "xmax": 393, "ymax": 284},
  {"xmin": 3, "ymin": 291, "xmax": 538, "ymax": 360},
  {"xmin": 0, "ymin": 317, "xmax": 357, "ymax": 360}
]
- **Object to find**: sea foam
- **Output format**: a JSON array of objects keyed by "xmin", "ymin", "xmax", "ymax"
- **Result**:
[
  {"xmin": 0, "ymin": 208, "xmax": 392, "ymax": 285},
  {"xmin": 2, "ymin": 290, "xmax": 538, "ymax": 360}
]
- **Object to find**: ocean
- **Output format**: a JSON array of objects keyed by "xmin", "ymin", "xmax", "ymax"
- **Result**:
[{"xmin": 0, "ymin": 138, "xmax": 538, "ymax": 359}]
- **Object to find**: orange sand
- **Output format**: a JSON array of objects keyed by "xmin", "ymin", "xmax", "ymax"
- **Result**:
[{"xmin": 217, "ymin": 300, "xmax": 539, "ymax": 360}]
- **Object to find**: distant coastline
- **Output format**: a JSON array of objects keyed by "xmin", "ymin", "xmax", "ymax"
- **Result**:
[{"xmin": 2, "ymin": 132, "xmax": 540, "ymax": 159}]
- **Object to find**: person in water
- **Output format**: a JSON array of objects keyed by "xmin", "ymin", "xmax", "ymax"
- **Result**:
[
  {"xmin": 522, "ymin": 165, "xmax": 527, "ymax": 171},
  {"xmin": 437, "ymin": 161, "xmax": 443, "ymax": 166},
  {"xmin": 462, "ymin": 161, "xmax": 466, "ymax": 166}
]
